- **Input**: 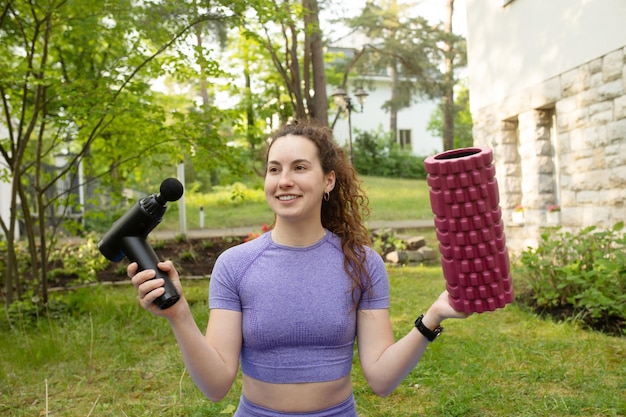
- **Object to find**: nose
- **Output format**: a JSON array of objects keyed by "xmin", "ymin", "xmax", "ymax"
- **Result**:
[{"xmin": 278, "ymin": 170, "xmax": 294, "ymax": 188}]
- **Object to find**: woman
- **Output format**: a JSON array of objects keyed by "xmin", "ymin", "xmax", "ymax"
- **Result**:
[{"xmin": 130, "ymin": 121, "xmax": 468, "ymax": 416}]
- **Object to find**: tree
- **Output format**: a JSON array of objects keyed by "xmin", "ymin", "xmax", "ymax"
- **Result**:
[
  {"xmin": 342, "ymin": 0, "xmax": 466, "ymax": 147},
  {"xmin": 442, "ymin": 0, "xmax": 455, "ymax": 150},
  {"xmin": 302, "ymin": 0, "xmax": 329, "ymax": 123},
  {"xmin": 427, "ymin": 84, "xmax": 473, "ymax": 149},
  {"xmin": 239, "ymin": 0, "xmax": 330, "ymax": 125},
  {"xmin": 219, "ymin": 28, "xmax": 293, "ymax": 148},
  {"xmin": 344, "ymin": 1, "xmax": 418, "ymax": 138},
  {"xmin": 0, "ymin": 0, "xmax": 236, "ymax": 307}
]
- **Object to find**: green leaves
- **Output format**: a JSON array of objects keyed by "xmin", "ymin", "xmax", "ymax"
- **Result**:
[
  {"xmin": 343, "ymin": 0, "xmax": 465, "ymax": 100},
  {"xmin": 0, "ymin": 0, "xmax": 243, "ymax": 307},
  {"xmin": 352, "ymin": 128, "xmax": 427, "ymax": 179},
  {"xmin": 519, "ymin": 222, "xmax": 626, "ymax": 334}
]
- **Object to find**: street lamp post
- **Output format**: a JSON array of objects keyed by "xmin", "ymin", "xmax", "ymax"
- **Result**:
[{"xmin": 332, "ymin": 87, "xmax": 368, "ymax": 165}]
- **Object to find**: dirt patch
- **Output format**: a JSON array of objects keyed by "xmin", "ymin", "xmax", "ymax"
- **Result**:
[
  {"xmin": 48, "ymin": 236, "xmax": 248, "ymax": 289},
  {"xmin": 109, "ymin": 236, "xmax": 245, "ymax": 280},
  {"xmin": 515, "ymin": 291, "xmax": 624, "ymax": 337}
]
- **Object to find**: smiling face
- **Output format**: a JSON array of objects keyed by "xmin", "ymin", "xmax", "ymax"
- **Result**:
[{"xmin": 265, "ymin": 134, "xmax": 335, "ymax": 226}]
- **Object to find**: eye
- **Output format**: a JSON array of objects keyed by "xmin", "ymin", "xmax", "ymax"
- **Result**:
[
  {"xmin": 267, "ymin": 166, "xmax": 280, "ymax": 173},
  {"xmin": 295, "ymin": 164, "xmax": 307, "ymax": 171}
]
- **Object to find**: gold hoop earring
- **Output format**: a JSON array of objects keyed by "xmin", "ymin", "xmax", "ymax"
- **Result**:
[{"xmin": 324, "ymin": 192, "xmax": 330, "ymax": 201}]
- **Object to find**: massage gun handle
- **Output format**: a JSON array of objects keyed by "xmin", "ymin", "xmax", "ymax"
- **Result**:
[{"xmin": 121, "ymin": 236, "xmax": 181, "ymax": 309}]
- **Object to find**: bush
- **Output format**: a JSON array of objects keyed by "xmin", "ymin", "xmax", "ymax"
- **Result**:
[
  {"xmin": 185, "ymin": 182, "xmax": 266, "ymax": 208},
  {"xmin": 49, "ymin": 232, "xmax": 111, "ymax": 284},
  {"xmin": 518, "ymin": 222, "xmax": 626, "ymax": 334},
  {"xmin": 1, "ymin": 233, "xmax": 109, "ymax": 315},
  {"xmin": 0, "ymin": 239, "xmax": 37, "ymax": 299},
  {"xmin": 352, "ymin": 128, "xmax": 427, "ymax": 180},
  {"xmin": 371, "ymin": 228, "xmax": 407, "ymax": 258}
]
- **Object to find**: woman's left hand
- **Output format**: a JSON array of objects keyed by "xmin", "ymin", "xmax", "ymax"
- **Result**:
[{"xmin": 423, "ymin": 290, "xmax": 472, "ymax": 329}]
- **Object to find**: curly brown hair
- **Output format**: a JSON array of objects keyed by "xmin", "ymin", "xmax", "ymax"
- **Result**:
[{"xmin": 266, "ymin": 120, "xmax": 373, "ymax": 306}]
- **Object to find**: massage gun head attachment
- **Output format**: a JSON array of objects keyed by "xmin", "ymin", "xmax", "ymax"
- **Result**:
[
  {"xmin": 141, "ymin": 177, "xmax": 185, "ymax": 216},
  {"xmin": 156, "ymin": 177, "xmax": 185, "ymax": 205},
  {"xmin": 97, "ymin": 178, "xmax": 184, "ymax": 262}
]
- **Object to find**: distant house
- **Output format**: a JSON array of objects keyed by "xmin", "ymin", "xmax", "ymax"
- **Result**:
[
  {"xmin": 328, "ymin": 46, "xmax": 443, "ymax": 158},
  {"xmin": 465, "ymin": 0, "xmax": 626, "ymax": 253},
  {"xmin": 0, "ymin": 160, "xmax": 11, "ymax": 239},
  {"xmin": 0, "ymin": 124, "xmax": 12, "ymax": 239},
  {"xmin": 0, "ymin": 119, "xmax": 83, "ymax": 239}
]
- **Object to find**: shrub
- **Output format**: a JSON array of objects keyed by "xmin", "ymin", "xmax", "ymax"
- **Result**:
[
  {"xmin": 371, "ymin": 228, "xmax": 407, "ymax": 258},
  {"xmin": 244, "ymin": 223, "xmax": 272, "ymax": 242},
  {"xmin": 352, "ymin": 128, "xmax": 427, "ymax": 180},
  {"xmin": 518, "ymin": 222, "xmax": 626, "ymax": 334},
  {"xmin": 186, "ymin": 182, "xmax": 266, "ymax": 208},
  {"xmin": 49, "ymin": 233, "xmax": 111, "ymax": 284},
  {"xmin": 0, "ymin": 239, "xmax": 32, "ymax": 293}
]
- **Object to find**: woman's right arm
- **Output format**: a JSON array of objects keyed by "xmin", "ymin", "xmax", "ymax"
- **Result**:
[{"xmin": 130, "ymin": 261, "xmax": 242, "ymax": 402}]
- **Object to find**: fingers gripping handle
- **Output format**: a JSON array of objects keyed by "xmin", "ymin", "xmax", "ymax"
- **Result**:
[{"xmin": 122, "ymin": 236, "xmax": 180, "ymax": 309}]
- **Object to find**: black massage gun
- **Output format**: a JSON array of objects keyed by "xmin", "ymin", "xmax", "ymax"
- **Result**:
[{"xmin": 98, "ymin": 178, "xmax": 184, "ymax": 309}]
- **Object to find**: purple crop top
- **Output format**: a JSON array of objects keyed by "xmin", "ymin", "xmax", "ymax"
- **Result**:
[{"xmin": 208, "ymin": 231, "xmax": 390, "ymax": 384}]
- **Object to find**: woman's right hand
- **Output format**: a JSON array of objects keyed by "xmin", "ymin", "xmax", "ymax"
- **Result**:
[{"xmin": 128, "ymin": 260, "xmax": 186, "ymax": 317}]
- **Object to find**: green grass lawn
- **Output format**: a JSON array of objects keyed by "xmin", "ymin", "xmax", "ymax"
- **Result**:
[
  {"xmin": 1, "ymin": 267, "xmax": 624, "ymax": 416},
  {"xmin": 362, "ymin": 176, "xmax": 433, "ymax": 221}
]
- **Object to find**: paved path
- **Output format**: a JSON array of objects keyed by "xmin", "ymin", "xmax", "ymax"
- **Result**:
[{"xmin": 152, "ymin": 219, "xmax": 435, "ymax": 240}]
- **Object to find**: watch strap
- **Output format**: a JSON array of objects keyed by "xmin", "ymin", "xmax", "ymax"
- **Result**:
[{"xmin": 415, "ymin": 314, "xmax": 444, "ymax": 342}]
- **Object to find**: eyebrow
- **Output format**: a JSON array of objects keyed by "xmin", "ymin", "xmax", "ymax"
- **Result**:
[{"xmin": 267, "ymin": 158, "xmax": 312, "ymax": 166}]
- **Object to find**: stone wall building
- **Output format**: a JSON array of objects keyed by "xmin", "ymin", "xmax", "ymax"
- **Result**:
[{"xmin": 465, "ymin": 0, "xmax": 626, "ymax": 253}]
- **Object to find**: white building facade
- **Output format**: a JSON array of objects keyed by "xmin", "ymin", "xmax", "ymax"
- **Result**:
[
  {"xmin": 0, "ymin": 162, "xmax": 11, "ymax": 239},
  {"xmin": 0, "ymin": 123, "xmax": 13, "ymax": 239},
  {"xmin": 327, "ymin": 44, "xmax": 444, "ymax": 158},
  {"xmin": 465, "ymin": 0, "xmax": 626, "ymax": 253},
  {"xmin": 331, "ymin": 76, "xmax": 443, "ymax": 158}
]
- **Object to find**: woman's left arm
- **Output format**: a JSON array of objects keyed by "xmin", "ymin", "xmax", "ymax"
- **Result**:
[{"xmin": 356, "ymin": 291, "xmax": 468, "ymax": 397}]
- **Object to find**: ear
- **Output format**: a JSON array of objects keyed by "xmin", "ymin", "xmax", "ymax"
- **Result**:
[{"xmin": 325, "ymin": 170, "xmax": 336, "ymax": 193}]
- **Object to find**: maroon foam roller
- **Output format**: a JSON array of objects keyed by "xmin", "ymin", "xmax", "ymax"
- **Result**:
[{"xmin": 424, "ymin": 147, "xmax": 514, "ymax": 314}]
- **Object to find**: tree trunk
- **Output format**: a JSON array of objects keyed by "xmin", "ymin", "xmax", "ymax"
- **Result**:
[
  {"xmin": 196, "ymin": 27, "xmax": 219, "ymax": 186},
  {"xmin": 389, "ymin": 60, "xmax": 399, "ymax": 143},
  {"xmin": 443, "ymin": 0, "xmax": 455, "ymax": 151},
  {"xmin": 245, "ymin": 67, "xmax": 255, "ymax": 145},
  {"xmin": 303, "ymin": 0, "xmax": 328, "ymax": 126}
]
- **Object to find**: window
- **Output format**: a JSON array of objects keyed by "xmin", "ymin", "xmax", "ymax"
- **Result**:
[{"xmin": 398, "ymin": 129, "xmax": 412, "ymax": 149}]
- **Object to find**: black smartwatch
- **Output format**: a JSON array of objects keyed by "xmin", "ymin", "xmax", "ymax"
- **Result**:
[{"xmin": 415, "ymin": 314, "xmax": 444, "ymax": 342}]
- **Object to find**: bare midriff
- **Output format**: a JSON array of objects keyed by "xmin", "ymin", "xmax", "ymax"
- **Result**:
[{"xmin": 241, "ymin": 373, "xmax": 353, "ymax": 412}]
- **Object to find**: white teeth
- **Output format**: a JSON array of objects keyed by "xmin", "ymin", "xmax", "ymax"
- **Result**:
[{"xmin": 278, "ymin": 195, "xmax": 297, "ymax": 201}]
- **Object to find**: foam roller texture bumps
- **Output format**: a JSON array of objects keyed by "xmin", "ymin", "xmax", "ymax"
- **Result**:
[{"xmin": 424, "ymin": 147, "xmax": 514, "ymax": 313}]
